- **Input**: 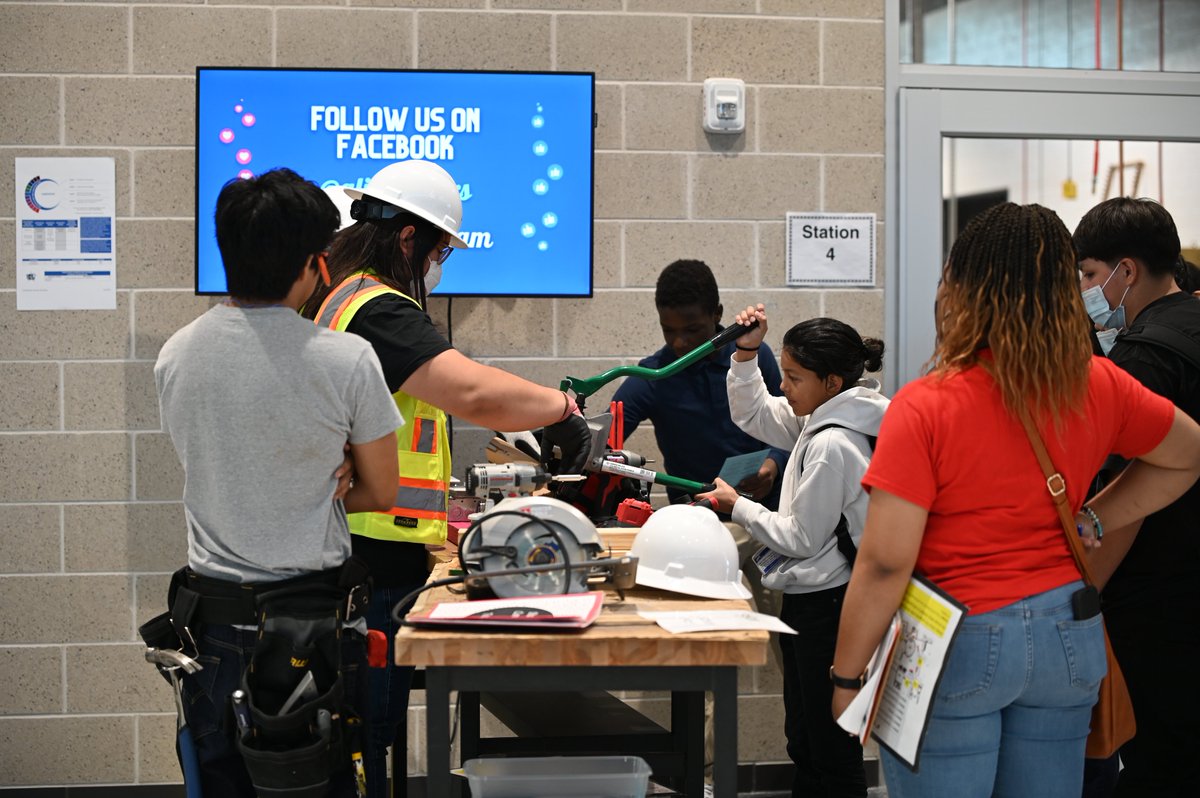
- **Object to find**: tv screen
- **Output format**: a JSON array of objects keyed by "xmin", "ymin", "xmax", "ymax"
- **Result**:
[{"xmin": 195, "ymin": 67, "xmax": 595, "ymax": 297}]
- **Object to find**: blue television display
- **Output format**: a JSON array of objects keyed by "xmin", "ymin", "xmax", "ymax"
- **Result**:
[{"xmin": 195, "ymin": 67, "xmax": 594, "ymax": 297}]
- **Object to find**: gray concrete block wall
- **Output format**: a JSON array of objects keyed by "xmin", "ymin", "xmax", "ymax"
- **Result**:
[{"xmin": 0, "ymin": 0, "xmax": 884, "ymax": 787}]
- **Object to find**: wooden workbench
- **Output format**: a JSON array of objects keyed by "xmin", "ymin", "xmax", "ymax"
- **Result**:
[{"xmin": 394, "ymin": 561, "xmax": 769, "ymax": 797}]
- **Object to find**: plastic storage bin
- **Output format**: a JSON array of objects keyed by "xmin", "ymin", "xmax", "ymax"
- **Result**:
[{"xmin": 462, "ymin": 755, "xmax": 652, "ymax": 798}]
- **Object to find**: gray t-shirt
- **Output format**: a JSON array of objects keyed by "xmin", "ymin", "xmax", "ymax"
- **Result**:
[{"xmin": 155, "ymin": 303, "xmax": 402, "ymax": 583}]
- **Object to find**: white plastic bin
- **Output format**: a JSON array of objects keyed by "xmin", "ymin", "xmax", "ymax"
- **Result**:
[{"xmin": 462, "ymin": 755, "xmax": 653, "ymax": 798}]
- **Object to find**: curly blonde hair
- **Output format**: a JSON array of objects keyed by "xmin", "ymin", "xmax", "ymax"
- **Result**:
[{"xmin": 931, "ymin": 203, "xmax": 1092, "ymax": 422}]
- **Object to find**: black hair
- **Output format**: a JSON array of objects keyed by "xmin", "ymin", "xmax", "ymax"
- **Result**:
[
  {"xmin": 782, "ymin": 317, "xmax": 884, "ymax": 390},
  {"xmin": 655, "ymin": 259, "xmax": 720, "ymax": 315},
  {"xmin": 1072, "ymin": 197, "xmax": 1181, "ymax": 278},
  {"xmin": 302, "ymin": 203, "xmax": 441, "ymax": 317},
  {"xmin": 214, "ymin": 168, "xmax": 339, "ymax": 301},
  {"xmin": 1175, "ymin": 259, "xmax": 1200, "ymax": 294}
]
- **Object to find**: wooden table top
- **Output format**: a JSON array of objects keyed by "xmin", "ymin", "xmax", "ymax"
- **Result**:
[{"xmin": 394, "ymin": 559, "xmax": 769, "ymax": 669}]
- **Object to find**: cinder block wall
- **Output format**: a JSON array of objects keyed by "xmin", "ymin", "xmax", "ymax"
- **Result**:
[{"xmin": 0, "ymin": 0, "xmax": 884, "ymax": 788}]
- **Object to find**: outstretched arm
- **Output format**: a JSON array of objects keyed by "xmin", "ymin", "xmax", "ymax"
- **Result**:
[{"xmin": 403, "ymin": 348, "xmax": 573, "ymax": 430}]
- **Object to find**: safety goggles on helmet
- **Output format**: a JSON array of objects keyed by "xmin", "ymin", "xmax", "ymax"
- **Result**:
[{"xmin": 349, "ymin": 198, "xmax": 402, "ymax": 223}]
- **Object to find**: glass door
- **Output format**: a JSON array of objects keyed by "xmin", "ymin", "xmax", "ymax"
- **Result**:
[{"xmin": 892, "ymin": 86, "xmax": 1200, "ymax": 388}]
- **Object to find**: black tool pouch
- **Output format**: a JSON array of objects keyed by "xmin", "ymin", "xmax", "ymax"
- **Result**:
[{"xmin": 236, "ymin": 584, "xmax": 358, "ymax": 797}]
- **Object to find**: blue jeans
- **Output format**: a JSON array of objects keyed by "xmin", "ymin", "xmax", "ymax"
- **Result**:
[
  {"xmin": 880, "ymin": 581, "xmax": 1105, "ymax": 798},
  {"xmin": 180, "ymin": 623, "xmax": 366, "ymax": 797},
  {"xmin": 364, "ymin": 581, "xmax": 425, "ymax": 797}
]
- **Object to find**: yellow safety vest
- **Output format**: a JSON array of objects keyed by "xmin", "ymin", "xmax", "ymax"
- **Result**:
[{"xmin": 315, "ymin": 273, "xmax": 450, "ymax": 545}]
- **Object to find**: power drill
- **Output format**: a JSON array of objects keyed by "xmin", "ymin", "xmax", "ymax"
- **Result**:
[{"xmin": 463, "ymin": 462, "xmax": 553, "ymax": 498}]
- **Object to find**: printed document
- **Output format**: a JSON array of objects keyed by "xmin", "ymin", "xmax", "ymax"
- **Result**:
[
  {"xmin": 638, "ymin": 609, "xmax": 796, "ymax": 635},
  {"xmin": 836, "ymin": 574, "xmax": 966, "ymax": 771},
  {"xmin": 15, "ymin": 157, "xmax": 116, "ymax": 310}
]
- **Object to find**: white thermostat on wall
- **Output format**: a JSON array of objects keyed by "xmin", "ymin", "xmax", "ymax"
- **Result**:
[{"xmin": 702, "ymin": 78, "xmax": 745, "ymax": 134}]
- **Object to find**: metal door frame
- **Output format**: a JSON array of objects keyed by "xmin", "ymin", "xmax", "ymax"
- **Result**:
[{"xmin": 884, "ymin": 4, "xmax": 1200, "ymax": 390}]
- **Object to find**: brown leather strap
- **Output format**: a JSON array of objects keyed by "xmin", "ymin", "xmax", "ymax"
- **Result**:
[{"xmin": 1016, "ymin": 407, "xmax": 1096, "ymax": 587}]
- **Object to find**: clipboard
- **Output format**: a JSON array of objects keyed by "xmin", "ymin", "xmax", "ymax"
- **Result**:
[{"xmin": 836, "ymin": 574, "xmax": 967, "ymax": 772}]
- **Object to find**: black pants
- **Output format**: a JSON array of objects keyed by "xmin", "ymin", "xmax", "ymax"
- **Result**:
[
  {"xmin": 780, "ymin": 586, "xmax": 866, "ymax": 798},
  {"xmin": 1104, "ymin": 591, "xmax": 1200, "ymax": 798}
]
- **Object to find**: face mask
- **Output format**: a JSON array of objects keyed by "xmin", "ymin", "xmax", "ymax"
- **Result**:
[
  {"xmin": 423, "ymin": 258, "xmax": 442, "ymax": 293},
  {"xmin": 1080, "ymin": 267, "xmax": 1129, "ymax": 330},
  {"xmin": 1096, "ymin": 327, "xmax": 1120, "ymax": 356}
]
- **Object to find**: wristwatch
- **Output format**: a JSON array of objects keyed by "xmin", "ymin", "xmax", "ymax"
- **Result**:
[{"xmin": 829, "ymin": 665, "xmax": 866, "ymax": 690}]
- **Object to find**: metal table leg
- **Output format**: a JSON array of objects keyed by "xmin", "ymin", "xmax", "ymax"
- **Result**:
[
  {"xmin": 424, "ymin": 668, "xmax": 452, "ymax": 798},
  {"xmin": 672, "ymin": 690, "xmax": 705, "ymax": 796},
  {"xmin": 711, "ymin": 666, "xmax": 738, "ymax": 798}
]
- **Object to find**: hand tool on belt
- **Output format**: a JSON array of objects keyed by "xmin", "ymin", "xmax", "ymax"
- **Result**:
[{"xmin": 145, "ymin": 647, "xmax": 204, "ymax": 798}]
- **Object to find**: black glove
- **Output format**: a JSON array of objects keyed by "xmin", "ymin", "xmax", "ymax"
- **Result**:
[{"xmin": 540, "ymin": 413, "xmax": 593, "ymax": 476}]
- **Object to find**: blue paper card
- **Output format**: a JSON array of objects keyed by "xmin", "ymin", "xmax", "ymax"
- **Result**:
[{"xmin": 717, "ymin": 448, "xmax": 772, "ymax": 487}]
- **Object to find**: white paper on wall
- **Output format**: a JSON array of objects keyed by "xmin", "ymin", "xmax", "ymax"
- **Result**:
[{"xmin": 15, "ymin": 157, "xmax": 117, "ymax": 311}]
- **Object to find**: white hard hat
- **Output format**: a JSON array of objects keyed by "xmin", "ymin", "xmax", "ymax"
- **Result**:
[
  {"xmin": 322, "ymin": 186, "xmax": 356, "ymax": 232},
  {"xmin": 629, "ymin": 505, "xmax": 752, "ymax": 600},
  {"xmin": 344, "ymin": 160, "xmax": 468, "ymax": 249}
]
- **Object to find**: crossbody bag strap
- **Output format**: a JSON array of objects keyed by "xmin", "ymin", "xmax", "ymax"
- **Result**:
[{"xmin": 1016, "ymin": 407, "xmax": 1095, "ymax": 587}]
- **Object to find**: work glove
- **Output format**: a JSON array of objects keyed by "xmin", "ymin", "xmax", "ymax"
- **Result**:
[
  {"xmin": 493, "ymin": 429, "xmax": 542, "ymax": 460},
  {"xmin": 540, "ymin": 413, "xmax": 593, "ymax": 476}
]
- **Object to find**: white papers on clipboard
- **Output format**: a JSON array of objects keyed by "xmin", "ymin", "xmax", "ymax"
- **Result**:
[{"xmin": 836, "ymin": 574, "xmax": 966, "ymax": 771}]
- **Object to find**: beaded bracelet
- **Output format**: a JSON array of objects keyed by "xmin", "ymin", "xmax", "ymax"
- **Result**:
[{"xmin": 1079, "ymin": 505, "xmax": 1104, "ymax": 541}]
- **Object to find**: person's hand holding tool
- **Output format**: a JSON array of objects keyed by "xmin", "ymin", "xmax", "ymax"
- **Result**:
[
  {"xmin": 732, "ymin": 303, "xmax": 768, "ymax": 354},
  {"xmin": 696, "ymin": 477, "xmax": 741, "ymax": 515},
  {"xmin": 540, "ymin": 392, "xmax": 592, "ymax": 475}
]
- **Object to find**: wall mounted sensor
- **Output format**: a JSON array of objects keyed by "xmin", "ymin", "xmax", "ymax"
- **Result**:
[{"xmin": 702, "ymin": 78, "xmax": 745, "ymax": 134}]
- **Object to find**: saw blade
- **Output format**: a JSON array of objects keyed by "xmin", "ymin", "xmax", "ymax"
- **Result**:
[{"xmin": 480, "ymin": 520, "xmax": 589, "ymax": 598}]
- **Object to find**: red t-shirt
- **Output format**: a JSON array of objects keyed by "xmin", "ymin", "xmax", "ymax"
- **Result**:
[{"xmin": 863, "ymin": 355, "xmax": 1174, "ymax": 614}]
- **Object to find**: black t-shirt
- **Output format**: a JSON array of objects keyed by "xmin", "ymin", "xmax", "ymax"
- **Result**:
[
  {"xmin": 1104, "ymin": 292, "xmax": 1200, "ymax": 606},
  {"xmin": 345, "ymin": 292, "xmax": 454, "ymax": 587},
  {"xmin": 346, "ymin": 293, "xmax": 452, "ymax": 394}
]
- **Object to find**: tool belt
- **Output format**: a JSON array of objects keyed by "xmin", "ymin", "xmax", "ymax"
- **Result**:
[
  {"xmin": 138, "ymin": 558, "xmax": 371, "ymax": 797},
  {"xmin": 236, "ymin": 582, "xmax": 364, "ymax": 797},
  {"xmin": 138, "ymin": 558, "xmax": 370, "ymax": 656}
]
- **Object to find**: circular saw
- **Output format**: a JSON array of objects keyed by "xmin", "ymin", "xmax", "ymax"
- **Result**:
[{"xmin": 460, "ymin": 496, "xmax": 608, "ymax": 598}]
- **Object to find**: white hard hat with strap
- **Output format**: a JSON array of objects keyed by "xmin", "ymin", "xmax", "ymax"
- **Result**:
[{"xmin": 344, "ymin": 160, "xmax": 469, "ymax": 249}]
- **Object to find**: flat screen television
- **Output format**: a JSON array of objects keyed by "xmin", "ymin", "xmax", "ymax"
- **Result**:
[{"xmin": 195, "ymin": 67, "xmax": 595, "ymax": 297}]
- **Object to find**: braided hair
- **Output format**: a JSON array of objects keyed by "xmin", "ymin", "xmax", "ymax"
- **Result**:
[
  {"xmin": 933, "ymin": 202, "xmax": 1091, "ymax": 421},
  {"xmin": 782, "ymin": 318, "xmax": 884, "ymax": 389}
]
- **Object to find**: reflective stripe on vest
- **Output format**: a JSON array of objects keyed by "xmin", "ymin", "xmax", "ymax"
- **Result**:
[{"xmin": 316, "ymin": 273, "xmax": 450, "ymax": 545}]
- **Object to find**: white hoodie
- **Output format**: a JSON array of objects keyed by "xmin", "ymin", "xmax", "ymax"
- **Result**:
[{"xmin": 727, "ymin": 356, "xmax": 890, "ymax": 594}]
